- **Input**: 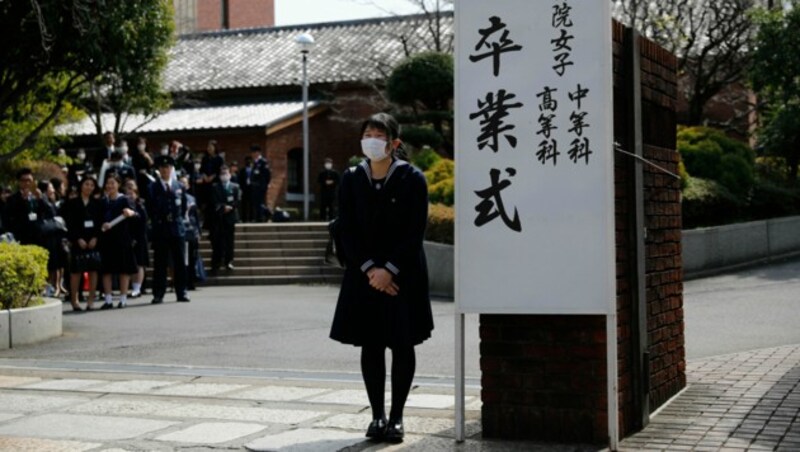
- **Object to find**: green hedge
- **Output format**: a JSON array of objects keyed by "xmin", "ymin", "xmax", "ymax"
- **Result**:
[
  {"xmin": 678, "ymin": 126, "xmax": 755, "ymax": 200},
  {"xmin": 426, "ymin": 203, "xmax": 454, "ymax": 244},
  {"xmin": 424, "ymin": 158, "xmax": 454, "ymax": 206},
  {"xmin": 0, "ymin": 242, "xmax": 48, "ymax": 309}
]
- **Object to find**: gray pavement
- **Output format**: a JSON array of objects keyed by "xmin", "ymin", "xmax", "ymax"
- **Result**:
[{"xmin": 0, "ymin": 257, "xmax": 799, "ymax": 450}]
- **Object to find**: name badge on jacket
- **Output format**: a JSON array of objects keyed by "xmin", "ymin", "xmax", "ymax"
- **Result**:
[
  {"xmin": 28, "ymin": 213, "xmax": 38, "ymax": 221},
  {"xmin": 84, "ymin": 220, "xmax": 94, "ymax": 229}
]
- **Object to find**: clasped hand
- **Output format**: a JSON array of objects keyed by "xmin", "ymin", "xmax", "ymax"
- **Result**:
[{"xmin": 367, "ymin": 268, "xmax": 399, "ymax": 296}]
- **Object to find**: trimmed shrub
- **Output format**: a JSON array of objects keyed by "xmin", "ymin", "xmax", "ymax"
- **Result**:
[
  {"xmin": 682, "ymin": 176, "xmax": 743, "ymax": 228},
  {"xmin": 424, "ymin": 158, "xmax": 454, "ymax": 206},
  {"xmin": 748, "ymin": 180, "xmax": 800, "ymax": 220},
  {"xmin": 402, "ymin": 126, "xmax": 444, "ymax": 151},
  {"xmin": 677, "ymin": 126, "xmax": 755, "ymax": 199},
  {"xmin": 411, "ymin": 146, "xmax": 443, "ymax": 171},
  {"xmin": 0, "ymin": 242, "xmax": 48, "ymax": 309},
  {"xmin": 426, "ymin": 203, "xmax": 454, "ymax": 244}
]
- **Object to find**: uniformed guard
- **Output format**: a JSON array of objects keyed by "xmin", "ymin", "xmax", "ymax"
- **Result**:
[
  {"xmin": 148, "ymin": 155, "xmax": 190, "ymax": 304},
  {"xmin": 210, "ymin": 165, "xmax": 240, "ymax": 274}
]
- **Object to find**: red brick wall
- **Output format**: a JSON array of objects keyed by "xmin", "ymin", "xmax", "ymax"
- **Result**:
[
  {"xmin": 480, "ymin": 21, "xmax": 684, "ymax": 444},
  {"xmin": 229, "ymin": 0, "xmax": 274, "ymax": 29},
  {"xmin": 196, "ymin": 0, "xmax": 221, "ymax": 31},
  {"xmin": 196, "ymin": 0, "xmax": 274, "ymax": 31}
]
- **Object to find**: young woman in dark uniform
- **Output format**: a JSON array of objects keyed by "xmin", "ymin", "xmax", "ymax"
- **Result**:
[
  {"xmin": 98, "ymin": 174, "xmax": 137, "ymax": 309},
  {"xmin": 63, "ymin": 177, "xmax": 103, "ymax": 311},
  {"xmin": 330, "ymin": 113, "xmax": 434, "ymax": 443}
]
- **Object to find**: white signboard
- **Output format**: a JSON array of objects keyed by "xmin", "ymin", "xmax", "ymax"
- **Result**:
[{"xmin": 455, "ymin": 0, "xmax": 615, "ymax": 314}]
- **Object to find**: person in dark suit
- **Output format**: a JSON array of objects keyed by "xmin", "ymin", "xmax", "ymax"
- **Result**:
[
  {"xmin": 94, "ymin": 131, "xmax": 116, "ymax": 171},
  {"xmin": 329, "ymin": 113, "xmax": 433, "ymax": 443},
  {"xmin": 317, "ymin": 157, "xmax": 340, "ymax": 221},
  {"xmin": 210, "ymin": 165, "xmax": 240, "ymax": 274},
  {"xmin": 131, "ymin": 136, "xmax": 155, "ymax": 201},
  {"xmin": 148, "ymin": 155, "xmax": 190, "ymax": 304},
  {"xmin": 62, "ymin": 177, "xmax": 103, "ymax": 311},
  {"xmin": 99, "ymin": 150, "xmax": 136, "ymax": 189},
  {"xmin": 3, "ymin": 168, "xmax": 47, "ymax": 246},
  {"xmin": 249, "ymin": 145, "xmax": 271, "ymax": 222},
  {"xmin": 238, "ymin": 156, "xmax": 254, "ymax": 223}
]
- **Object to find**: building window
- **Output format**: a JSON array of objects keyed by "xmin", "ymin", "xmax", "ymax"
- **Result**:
[{"xmin": 287, "ymin": 148, "xmax": 303, "ymax": 193}]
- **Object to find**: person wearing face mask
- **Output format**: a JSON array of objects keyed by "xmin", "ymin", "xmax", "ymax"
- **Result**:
[
  {"xmin": 147, "ymin": 155, "xmax": 191, "ymax": 304},
  {"xmin": 329, "ymin": 112, "xmax": 433, "ymax": 444},
  {"xmin": 99, "ymin": 150, "xmax": 136, "ymax": 190},
  {"xmin": 94, "ymin": 131, "xmax": 116, "ymax": 170},
  {"xmin": 249, "ymin": 145, "xmax": 271, "ymax": 222},
  {"xmin": 68, "ymin": 148, "xmax": 93, "ymax": 191},
  {"xmin": 131, "ymin": 136, "xmax": 155, "ymax": 200},
  {"xmin": 210, "ymin": 166, "xmax": 240, "ymax": 275},
  {"xmin": 317, "ymin": 157, "xmax": 340, "ymax": 221}
]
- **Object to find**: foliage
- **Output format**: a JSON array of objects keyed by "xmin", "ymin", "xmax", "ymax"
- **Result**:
[
  {"xmin": 750, "ymin": 6, "xmax": 800, "ymax": 182},
  {"xmin": 79, "ymin": 0, "xmax": 175, "ymax": 138},
  {"xmin": 678, "ymin": 160, "xmax": 689, "ymax": 190},
  {"xmin": 387, "ymin": 52, "xmax": 454, "ymax": 157},
  {"xmin": 612, "ymin": 0, "xmax": 758, "ymax": 126},
  {"xmin": 411, "ymin": 146, "xmax": 443, "ymax": 171},
  {"xmin": 0, "ymin": 0, "xmax": 174, "ymax": 162},
  {"xmin": 681, "ymin": 176, "xmax": 743, "ymax": 228},
  {"xmin": 748, "ymin": 179, "xmax": 800, "ymax": 220},
  {"xmin": 0, "ymin": 243, "xmax": 48, "ymax": 309},
  {"xmin": 677, "ymin": 126, "xmax": 755, "ymax": 199},
  {"xmin": 424, "ymin": 158, "xmax": 454, "ymax": 206},
  {"xmin": 347, "ymin": 155, "xmax": 363, "ymax": 167},
  {"xmin": 402, "ymin": 126, "xmax": 444, "ymax": 151},
  {"xmin": 425, "ymin": 203, "xmax": 454, "ymax": 244}
]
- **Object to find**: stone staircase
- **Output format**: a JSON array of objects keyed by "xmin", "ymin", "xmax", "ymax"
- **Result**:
[{"xmin": 199, "ymin": 222, "xmax": 342, "ymax": 286}]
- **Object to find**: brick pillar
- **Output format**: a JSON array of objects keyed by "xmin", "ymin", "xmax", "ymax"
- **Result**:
[{"xmin": 480, "ymin": 21, "xmax": 685, "ymax": 444}]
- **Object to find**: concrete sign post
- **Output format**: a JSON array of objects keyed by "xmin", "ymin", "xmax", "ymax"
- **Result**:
[{"xmin": 454, "ymin": 0, "xmax": 617, "ymax": 447}]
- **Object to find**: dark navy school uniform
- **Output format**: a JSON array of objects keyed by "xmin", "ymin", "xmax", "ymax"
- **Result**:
[{"xmin": 329, "ymin": 159, "xmax": 434, "ymax": 348}]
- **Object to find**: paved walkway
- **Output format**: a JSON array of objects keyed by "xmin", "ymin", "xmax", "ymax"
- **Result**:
[{"xmin": 0, "ymin": 344, "xmax": 798, "ymax": 451}]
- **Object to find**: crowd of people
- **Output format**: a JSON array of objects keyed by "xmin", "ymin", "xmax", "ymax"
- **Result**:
[{"xmin": 0, "ymin": 134, "xmax": 273, "ymax": 311}]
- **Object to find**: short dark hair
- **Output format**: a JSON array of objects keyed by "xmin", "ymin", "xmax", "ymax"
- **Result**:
[
  {"xmin": 16, "ymin": 168, "xmax": 33, "ymax": 180},
  {"xmin": 220, "ymin": 165, "xmax": 230, "ymax": 172},
  {"xmin": 250, "ymin": 144, "xmax": 261, "ymax": 153},
  {"xmin": 360, "ymin": 112, "xmax": 400, "ymax": 141},
  {"xmin": 104, "ymin": 173, "xmax": 122, "ymax": 187}
]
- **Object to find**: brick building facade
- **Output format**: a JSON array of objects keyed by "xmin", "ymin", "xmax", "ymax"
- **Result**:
[{"xmin": 479, "ymin": 22, "xmax": 685, "ymax": 444}]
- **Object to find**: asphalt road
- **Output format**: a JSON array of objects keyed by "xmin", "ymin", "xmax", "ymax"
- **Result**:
[{"xmin": 2, "ymin": 256, "xmax": 799, "ymax": 379}]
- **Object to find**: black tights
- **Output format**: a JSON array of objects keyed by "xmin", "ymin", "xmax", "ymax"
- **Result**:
[{"xmin": 361, "ymin": 345, "xmax": 416, "ymax": 421}]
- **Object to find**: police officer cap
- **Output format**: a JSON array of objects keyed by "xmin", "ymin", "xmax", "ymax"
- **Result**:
[{"xmin": 155, "ymin": 155, "xmax": 175, "ymax": 167}]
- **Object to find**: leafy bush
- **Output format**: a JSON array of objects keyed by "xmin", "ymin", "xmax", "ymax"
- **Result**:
[
  {"xmin": 682, "ymin": 176, "xmax": 743, "ymax": 228},
  {"xmin": 677, "ymin": 126, "xmax": 755, "ymax": 199},
  {"xmin": 402, "ymin": 126, "xmax": 444, "ymax": 151},
  {"xmin": 0, "ymin": 242, "xmax": 48, "ymax": 309},
  {"xmin": 424, "ymin": 159, "xmax": 454, "ymax": 206},
  {"xmin": 748, "ymin": 180, "xmax": 800, "ymax": 220},
  {"xmin": 387, "ymin": 52, "xmax": 453, "ymax": 110},
  {"xmin": 411, "ymin": 146, "xmax": 443, "ymax": 171},
  {"xmin": 426, "ymin": 203, "xmax": 454, "ymax": 244}
]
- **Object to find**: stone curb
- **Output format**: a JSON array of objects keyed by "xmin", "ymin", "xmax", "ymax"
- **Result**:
[{"xmin": 0, "ymin": 298, "xmax": 62, "ymax": 350}]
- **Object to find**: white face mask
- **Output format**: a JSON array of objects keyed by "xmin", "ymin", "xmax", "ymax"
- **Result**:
[
  {"xmin": 77, "ymin": 153, "xmax": 86, "ymax": 161},
  {"xmin": 160, "ymin": 146, "xmax": 169, "ymax": 156},
  {"xmin": 361, "ymin": 138, "xmax": 389, "ymax": 161},
  {"xmin": 324, "ymin": 163, "xmax": 333, "ymax": 170},
  {"xmin": 137, "ymin": 144, "xmax": 146, "ymax": 151},
  {"xmin": 194, "ymin": 163, "xmax": 201, "ymax": 171},
  {"xmin": 220, "ymin": 174, "xmax": 231, "ymax": 184}
]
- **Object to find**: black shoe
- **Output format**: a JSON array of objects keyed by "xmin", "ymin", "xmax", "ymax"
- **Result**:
[
  {"xmin": 176, "ymin": 295, "xmax": 191, "ymax": 302},
  {"xmin": 71, "ymin": 305, "xmax": 83, "ymax": 312},
  {"xmin": 151, "ymin": 298, "xmax": 163, "ymax": 304},
  {"xmin": 99, "ymin": 303, "xmax": 114, "ymax": 310},
  {"xmin": 116, "ymin": 302, "xmax": 126, "ymax": 309},
  {"xmin": 385, "ymin": 419, "xmax": 404, "ymax": 443},
  {"xmin": 365, "ymin": 418, "xmax": 387, "ymax": 440}
]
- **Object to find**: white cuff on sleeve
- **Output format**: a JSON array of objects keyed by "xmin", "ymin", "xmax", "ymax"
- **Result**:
[
  {"xmin": 385, "ymin": 262, "xmax": 400, "ymax": 275},
  {"xmin": 360, "ymin": 260, "xmax": 376, "ymax": 273}
]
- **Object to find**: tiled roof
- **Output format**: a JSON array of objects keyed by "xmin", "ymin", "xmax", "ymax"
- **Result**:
[
  {"xmin": 58, "ymin": 101, "xmax": 318, "ymax": 136},
  {"xmin": 164, "ymin": 12, "xmax": 454, "ymax": 93}
]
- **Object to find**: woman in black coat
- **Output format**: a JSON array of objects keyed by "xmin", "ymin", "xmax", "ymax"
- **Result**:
[
  {"xmin": 62, "ymin": 177, "xmax": 103, "ymax": 311},
  {"xmin": 330, "ymin": 113, "xmax": 434, "ymax": 443}
]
